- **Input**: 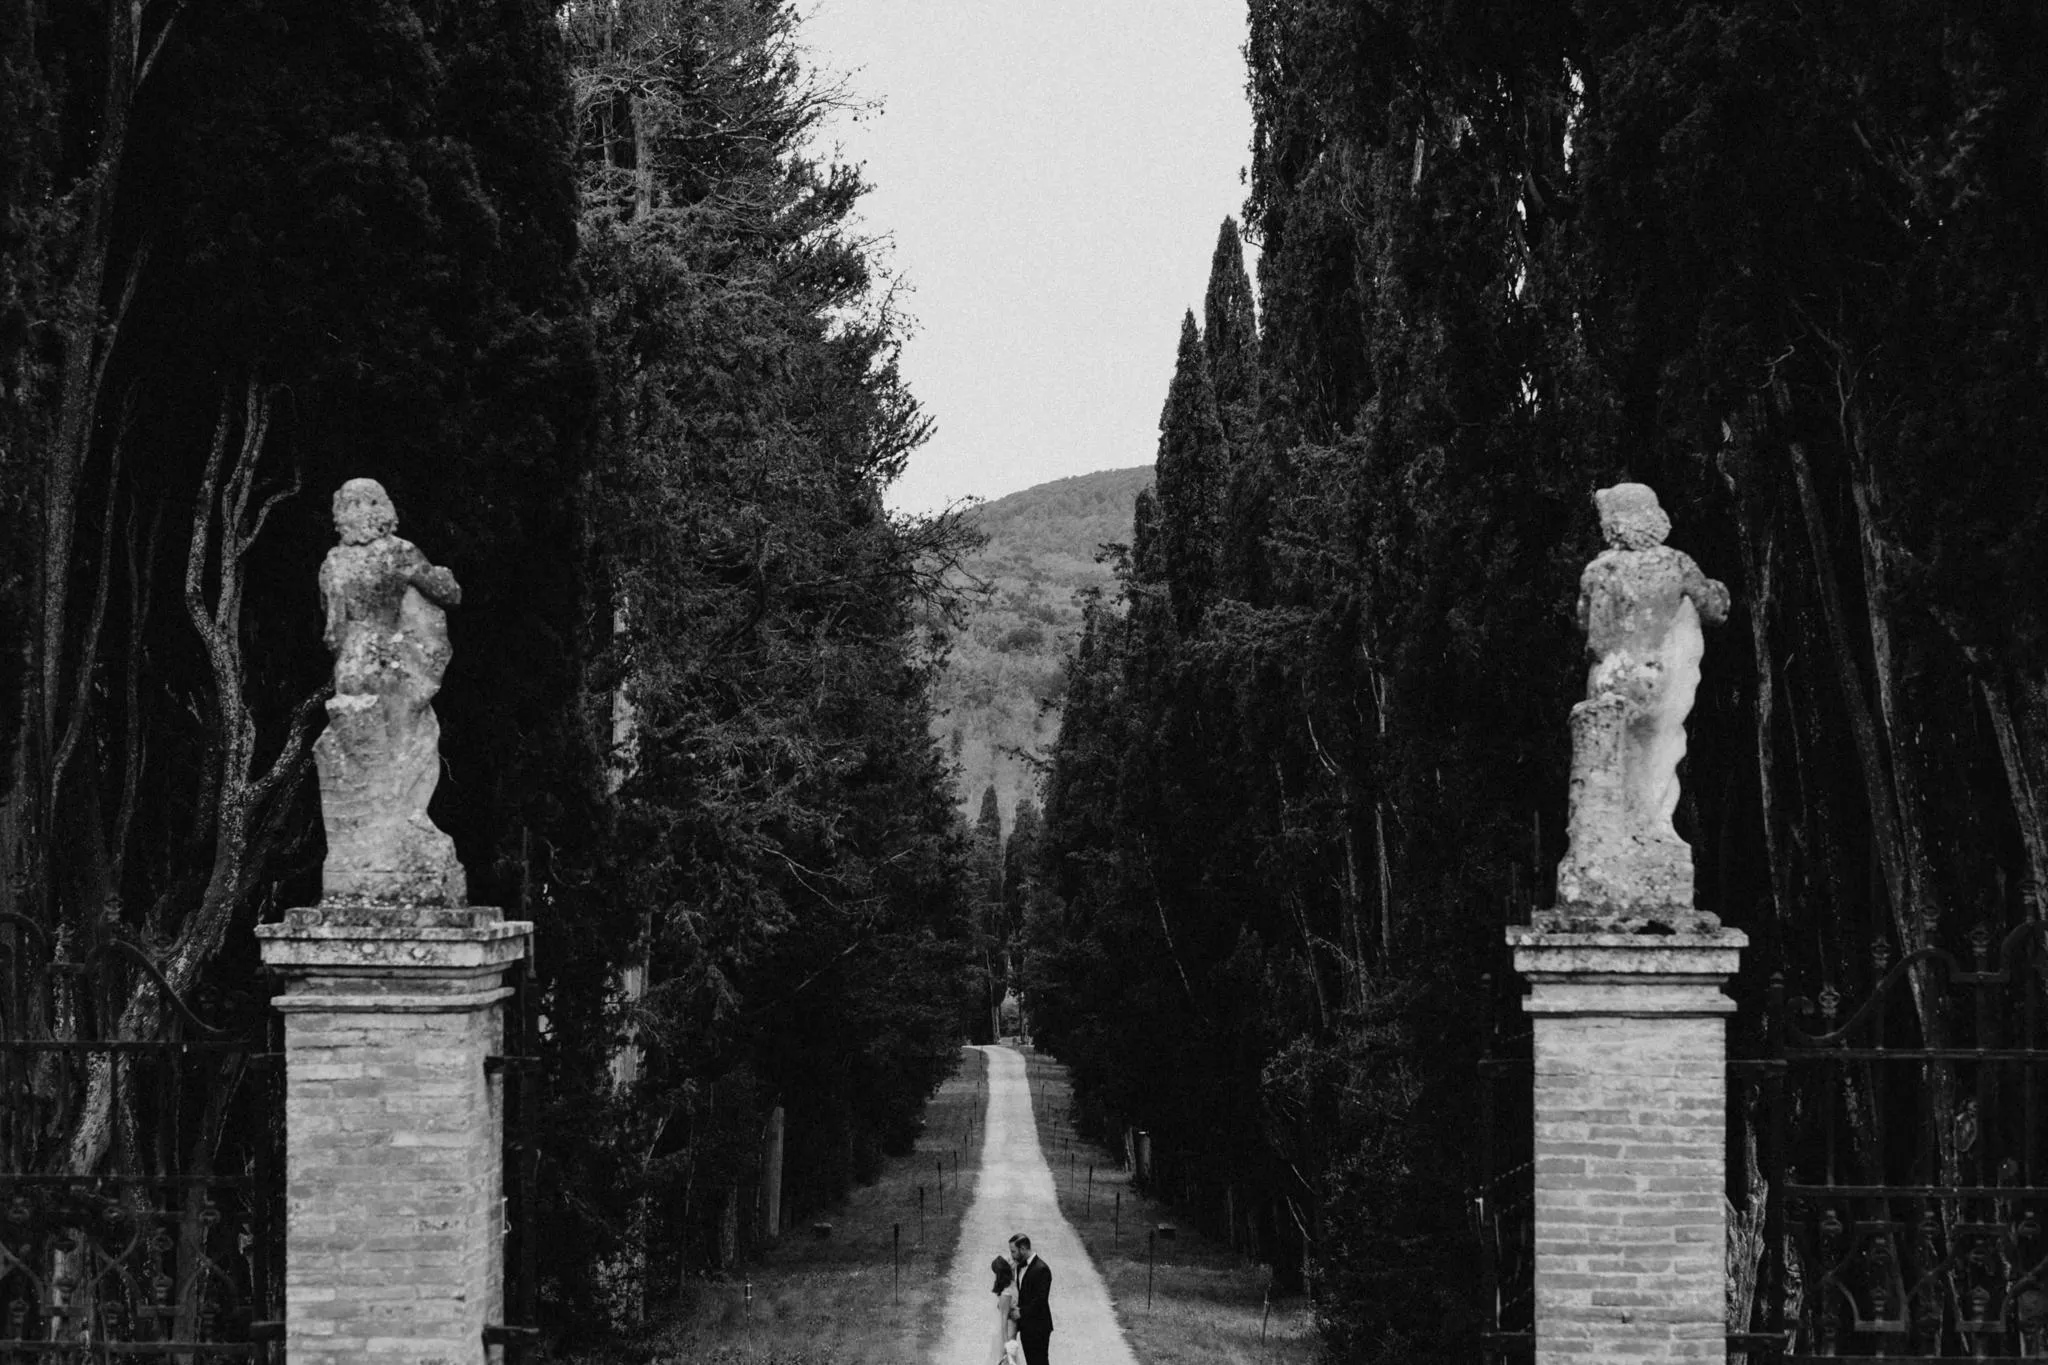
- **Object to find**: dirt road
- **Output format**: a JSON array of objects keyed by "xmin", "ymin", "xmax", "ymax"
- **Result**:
[{"xmin": 931, "ymin": 1045, "xmax": 1140, "ymax": 1365}]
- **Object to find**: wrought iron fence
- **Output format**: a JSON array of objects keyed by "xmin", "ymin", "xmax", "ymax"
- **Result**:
[
  {"xmin": 0, "ymin": 912, "xmax": 281, "ymax": 1362},
  {"xmin": 1479, "ymin": 923, "xmax": 2048, "ymax": 1362},
  {"xmin": 1755, "ymin": 922, "xmax": 2048, "ymax": 1361},
  {"xmin": 486, "ymin": 950, "xmax": 541, "ymax": 1363},
  {"xmin": 1475, "ymin": 969, "xmax": 1534, "ymax": 1362}
]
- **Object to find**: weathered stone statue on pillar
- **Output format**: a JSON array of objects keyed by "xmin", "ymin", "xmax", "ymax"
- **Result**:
[
  {"xmin": 1507, "ymin": 481, "xmax": 1745, "ymax": 1365},
  {"xmin": 1547, "ymin": 482, "xmax": 1729, "ymax": 932},
  {"xmin": 258, "ymin": 480, "xmax": 530, "ymax": 1365},
  {"xmin": 314, "ymin": 477, "xmax": 467, "ymax": 905}
]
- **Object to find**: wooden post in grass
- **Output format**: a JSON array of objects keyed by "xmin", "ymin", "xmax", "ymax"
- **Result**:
[
  {"xmin": 893, "ymin": 1223, "xmax": 901, "ymax": 1304},
  {"xmin": 918, "ymin": 1186, "xmax": 926, "ymax": 1243},
  {"xmin": 936, "ymin": 1159, "xmax": 945, "ymax": 1214},
  {"xmin": 762, "ymin": 1105, "xmax": 786, "ymax": 1240},
  {"xmin": 1114, "ymin": 1191, "xmax": 1121, "ymax": 1246},
  {"xmin": 1086, "ymin": 1166, "xmax": 1093, "ymax": 1218}
]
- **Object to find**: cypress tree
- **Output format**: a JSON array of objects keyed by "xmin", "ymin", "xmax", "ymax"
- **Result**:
[
  {"xmin": 1130, "ymin": 487, "xmax": 1167, "ymax": 585},
  {"xmin": 975, "ymin": 781, "xmax": 1005, "ymax": 907},
  {"xmin": 1004, "ymin": 795, "xmax": 1042, "ymax": 927},
  {"xmin": 1042, "ymin": 5, "xmax": 2048, "ymax": 1362},
  {"xmin": 1203, "ymin": 216, "xmax": 1260, "ymax": 456},
  {"xmin": 1152, "ymin": 312, "xmax": 1227, "ymax": 631}
]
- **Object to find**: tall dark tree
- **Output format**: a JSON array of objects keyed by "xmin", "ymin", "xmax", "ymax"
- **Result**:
[
  {"xmin": 1002, "ymin": 794, "xmax": 1042, "ymax": 941},
  {"xmin": 0, "ymin": 0, "xmax": 600, "ymax": 1190},
  {"xmin": 975, "ymin": 780, "xmax": 1005, "ymax": 906},
  {"xmin": 1152, "ymin": 313, "xmax": 1228, "ymax": 631},
  {"xmin": 1202, "ymin": 216, "xmax": 1260, "ymax": 454},
  {"xmin": 556, "ymin": 0, "xmax": 981, "ymax": 1327},
  {"xmin": 1035, "ymin": 4, "xmax": 2048, "ymax": 1360}
]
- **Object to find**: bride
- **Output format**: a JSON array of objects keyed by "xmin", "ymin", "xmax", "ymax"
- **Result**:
[{"xmin": 985, "ymin": 1254, "xmax": 1021, "ymax": 1364}]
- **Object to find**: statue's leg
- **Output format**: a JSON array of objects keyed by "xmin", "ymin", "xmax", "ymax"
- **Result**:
[{"xmin": 1643, "ymin": 599, "xmax": 1706, "ymax": 842}]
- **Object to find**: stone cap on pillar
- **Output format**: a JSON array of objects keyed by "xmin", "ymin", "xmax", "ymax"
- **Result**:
[
  {"xmin": 256, "ymin": 903, "xmax": 532, "ymax": 1013},
  {"xmin": 1505, "ymin": 926, "xmax": 1746, "ymax": 1017}
]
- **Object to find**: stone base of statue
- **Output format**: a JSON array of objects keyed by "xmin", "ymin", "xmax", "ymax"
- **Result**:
[
  {"xmin": 315, "ymin": 689, "xmax": 466, "ymax": 907},
  {"xmin": 1542, "ymin": 690, "xmax": 1718, "ymax": 934}
]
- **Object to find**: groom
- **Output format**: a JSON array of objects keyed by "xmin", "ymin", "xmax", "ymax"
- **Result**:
[{"xmin": 1009, "ymin": 1233, "xmax": 1053, "ymax": 1365}]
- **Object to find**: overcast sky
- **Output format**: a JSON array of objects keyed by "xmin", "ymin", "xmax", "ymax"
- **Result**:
[{"xmin": 801, "ymin": 0, "xmax": 1257, "ymax": 514}]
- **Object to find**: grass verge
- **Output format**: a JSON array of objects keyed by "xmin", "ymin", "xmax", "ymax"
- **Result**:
[
  {"xmin": 1016, "ymin": 1044, "xmax": 1318, "ymax": 1365},
  {"xmin": 568, "ymin": 1045, "xmax": 989, "ymax": 1365}
]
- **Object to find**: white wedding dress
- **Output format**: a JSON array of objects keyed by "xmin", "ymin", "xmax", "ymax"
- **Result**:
[{"xmin": 985, "ymin": 1285, "xmax": 1019, "ymax": 1365}]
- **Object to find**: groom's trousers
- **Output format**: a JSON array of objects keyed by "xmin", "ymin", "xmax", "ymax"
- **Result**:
[{"xmin": 1020, "ymin": 1328, "xmax": 1050, "ymax": 1365}]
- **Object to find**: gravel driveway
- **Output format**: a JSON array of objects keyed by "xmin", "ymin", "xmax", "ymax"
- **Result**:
[{"xmin": 931, "ymin": 1045, "xmax": 1141, "ymax": 1365}]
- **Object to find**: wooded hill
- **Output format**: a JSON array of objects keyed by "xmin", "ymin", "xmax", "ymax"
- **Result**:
[
  {"xmin": 933, "ymin": 466, "xmax": 1150, "ymax": 819},
  {"xmin": 1026, "ymin": 6, "xmax": 2048, "ymax": 1361}
]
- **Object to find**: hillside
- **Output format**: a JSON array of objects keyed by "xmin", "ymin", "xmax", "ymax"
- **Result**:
[{"xmin": 934, "ymin": 466, "xmax": 1152, "ymax": 818}]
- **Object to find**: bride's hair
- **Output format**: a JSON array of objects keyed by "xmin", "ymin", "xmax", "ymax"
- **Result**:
[{"xmin": 989, "ymin": 1256, "xmax": 1014, "ymax": 1293}]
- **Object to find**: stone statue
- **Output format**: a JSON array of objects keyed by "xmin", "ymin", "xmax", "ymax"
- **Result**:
[
  {"xmin": 314, "ymin": 479, "xmax": 467, "ymax": 905},
  {"xmin": 1549, "ymin": 483, "xmax": 1728, "ymax": 931}
]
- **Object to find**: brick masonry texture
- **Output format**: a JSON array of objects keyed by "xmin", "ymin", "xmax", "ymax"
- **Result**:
[
  {"xmin": 1532, "ymin": 1011, "xmax": 1728, "ymax": 1364},
  {"xmin": 283, "ymin": 1002, "xmax": 505, "ymax": 1365},
  {"xmin": 260, "ymin": 913, "xmax": 527, "ymax": 1365}
]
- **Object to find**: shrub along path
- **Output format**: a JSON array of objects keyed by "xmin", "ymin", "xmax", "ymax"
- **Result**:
[
  {"xmin": 931, "ymin": 1045, "xmax": 1140, "ymax": 1365},
  {"xmin": 584, "ymin": 1048, "xmax": 987, "ymax": 1363}
]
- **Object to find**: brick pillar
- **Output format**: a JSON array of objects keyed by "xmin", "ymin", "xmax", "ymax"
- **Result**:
[
  {"xmin": 1505, "ymin": 929, "xmax": 1746, "ymax": 1365},
  {"xmin": 257, "ymin": 904, "xmax": 532, "ymax": 1365}
]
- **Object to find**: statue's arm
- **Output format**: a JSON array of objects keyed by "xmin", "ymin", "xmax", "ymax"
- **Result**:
[
  {"xmin": 399, "ymin": 543, "xmax": 462, "ymax": 608},
  {"xmin": 1681, "ymin": 557, "xmax": 1731, "ymax": 625},
  {"xmin": 413, "ymin": 564, "xmax": 462, "ymax": 608},
  {"xmin": 318, "ymin": 556, "xmax": 345, "ymax": 652}
]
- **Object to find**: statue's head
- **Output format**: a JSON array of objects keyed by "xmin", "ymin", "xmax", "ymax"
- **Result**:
[
  {"xmin": 1595, "ymin": 482, "xmax": 1671, "ymax": 551},
  {"xmin": 332, "ymin": 478, "xmax": 398, "ymax": 546}
]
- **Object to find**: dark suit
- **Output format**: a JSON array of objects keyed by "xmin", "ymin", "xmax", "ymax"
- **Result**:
[{"xmin": 1016, "ymin": 1255, "xmax": 1052, "ymax": 1365}]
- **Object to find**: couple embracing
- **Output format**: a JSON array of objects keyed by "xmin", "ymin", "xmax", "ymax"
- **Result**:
[{"xmin": 985, "ymin": 1232, "xmax": 1051, "ymax": 1365}]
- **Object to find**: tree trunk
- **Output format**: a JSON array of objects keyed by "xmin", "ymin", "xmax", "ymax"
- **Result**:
[
  {"xmin": 37, "ymin": 0, "xmax": 159, "ymax": 762},
  {"xmin": 60, "ymin": 382, "xmax": 320, "ymax": 1177},
  {"xmin": 1788, "ymin": 444, "xmax": 1942, "ymax": 1025},
  {"xmin": 1980, "ymin": 673, "xmax": 2048, "ymax": 906},
  {"xmin": 1721, "ymin": 455, "xmax": 1790, "ymax": 933},
  {"xmin": 631, "ymin": 94, "xmax": 656, "ymax": 219}
]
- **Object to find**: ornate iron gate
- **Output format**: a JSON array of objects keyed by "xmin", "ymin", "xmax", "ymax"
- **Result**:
[
  {"xmin": 1480, "ymin": 923, "xmax": 2048, "ymax": 1361},
  {"xmin": 1753, "ymin": 923, "xmax": 2048, "ymax": 1360},
  {"xmin": 0, "ymin": 912, "xmax": 282, "ymax": 1361}
]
